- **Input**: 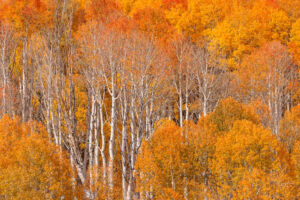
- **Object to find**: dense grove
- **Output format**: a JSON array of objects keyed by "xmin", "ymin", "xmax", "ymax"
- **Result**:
[{"xmin": 0, "ymin": 0, "xmax": 299, "ymax": 199}]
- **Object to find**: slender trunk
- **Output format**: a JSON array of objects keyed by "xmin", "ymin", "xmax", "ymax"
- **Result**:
[
  {"xmin": 89, "ymin": 92, "xmax": 96, "ymax": 198},
  {"xmin": 94, "ymin": 103, "xmax": 100, "ymax": 198},
  {"xmin": 70, "ymin": 145, "xmax": 77, "ymax": 197},
  {"xmin": 99, "ymin": 100, "xmax": 107, "ymax": 185},
  {"xmin": 55, "ymin": 71, "xmax": 62, "ymax": 147},
  {"xmin": 179, "ymin": 86, "xmax": 183, "ymax": 127},
  {"xmin": 121, "ymin": 95, "xmax": 128, "ymax": 200},
  {"xmin": 108, "ymin": 72, "xmax": 116, "ymax": 198},
  {"xmin": 146, "ymin": 94, "xmax": 154, "ymax": 139},
  {"xmin": 203, "ymin": 95, "xmax": 207, "ymax": 117},
  {"xmin": 51, "ymin": 106, "xmax": 59, "ymax": 145},
  {"xmin": 184, "ymin": 169, "xmax": 188, "ymax": 200},
  {"xmin": 1, "ymin": 41, "xmax": 7, "ymax": 115},
  {"xmin": 185, "ymin": 83, "xmax": 189, "ymax": 121},
  {"xmin": 145, "ymin": 103, "xmax": 150, "ymax": 139},
  {"xmin": 46, "ymin": 100, "xmax": 52, "ymax": 136},
  {"xmin": 171, "ymin": 171, "xmax": 176, "ymax": 191},
  {"xmin": 127, "ymin": 98, "xmax": 136, "ymax": 200},
  {"xmin": 22, "ymin": 40, "xmax": 27, "ymax": 122}
]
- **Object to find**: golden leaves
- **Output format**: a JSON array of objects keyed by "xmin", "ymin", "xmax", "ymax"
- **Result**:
[{"xmin": 0, "ymin": 116, "xmax": 76, "ymax": 199}]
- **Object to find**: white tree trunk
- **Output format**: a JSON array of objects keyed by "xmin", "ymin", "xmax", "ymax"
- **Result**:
[
  {"xmin": 22, "ymin": 40, "xmax": 27, "ymax": 122},
  {"xmin": 108, "ymin": 72, "xmax": 116, "ymax": 198}
]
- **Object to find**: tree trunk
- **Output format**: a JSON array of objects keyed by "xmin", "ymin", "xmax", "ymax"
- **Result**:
[
  {"xmin": 21, "ymin": 39, "xmax": 27, "ymax": 122},
  {"xmin": 108, "ymin": 72, "xmax": 116, "ymax": 199},
  {"xmin": 121, "ymin": 93, "xmax": 128, "ymax": 200}
]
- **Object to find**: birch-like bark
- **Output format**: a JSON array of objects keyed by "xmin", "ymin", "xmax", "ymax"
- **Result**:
[
  {"xmin": 185, "ymin": 82, "xmax": 189, "ymax": 121},
  {"xmin": 179, "ymin": 81, "xmax": 183, "ymax": 127},
  {"xmin": 93, "ymin": 102, "xmax": 100, "ymax": 197},
  {"xmin": 169, "ymin": 38, "xmax": 190, "ymax": 127},
  {"xmin": 192, "ymin": 45, "xmax": 224, "ymax": 119},
  {"xmin": 0, "ymin": 23, "xmax": 15, "ymax": 116},
  {"xmin": 0, "ymin": 34, "xmax": 7, "ymax": 115},
  {"xmin": 21, "ymin": 39, "xmax": 27, "ymax": 122},
  {"xmin": 121, "ymin": 87, "xmax": 128, "ymax": 200},
  {"xmin": 127, "ymin": 97, "xmax": 136, "ymax": 200},
  {"xmin": 88, "ymin": 90, "xmax": 96, "ymax": 197},
  {"xmin": 108, "ymin": 71, "xmax": 117, "ymax": 198},
  {"xmin": 98, "ymin": 98, "xmax": 107, "ymax": 189}
]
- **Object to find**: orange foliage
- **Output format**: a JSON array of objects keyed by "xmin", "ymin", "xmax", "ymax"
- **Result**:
[
  {"xmin": 137, "ymin": 118, "xmax": 216, "ymax": 199},
  {"xmin": 279, "ymin": 104, "xmax": 300, "ymax": 153},
  {"xmin": 212, "ymin": 120, "xmax": 297, "ymax": 199},
  {"xmin": 206, "ymin": 97, "xmax": 259, "ymax": 133},
  {"xmin": 0, "ymin": 0, "xmax": 53, "ymax": 36},
  {"xmin": 133, "ymin": 7, "xmax": 174, "ymax": 43},
  {"xmin": 210, "ymin": 0, "xmax": 291, "ymax": 68},
  {"xmin": 0, "ymin": 115, "xmax": 79, "ymax": 199},
  {"xmin": 162, "ymin": 0, "xmax": 187, "ymax": 9},
  {"xmin": 0, "ymin": 0, "xmax": 299, "ymax": 199}
]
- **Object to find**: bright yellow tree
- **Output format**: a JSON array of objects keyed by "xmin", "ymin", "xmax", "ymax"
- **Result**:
[
  {"xmin": 279, "ymin": 104, "xmax": 300, "ymax": 153},
  {"xmin": 206, "ymin": 97, "xmax": 259, "ymax": 133},
  {"xmin": 210, "ymin": 0, "xmax": 291, "ymax": 68},
  {"xmin": 0, "ymin": 115, "xmax": 79, "ymax": 200},
  {"xmin": 136, "ymin": 118, "xmax": 217, "ymax": 199},
  {"xmin": 211, "ymin": 120, "xmax": 297, "ymax": 199}
]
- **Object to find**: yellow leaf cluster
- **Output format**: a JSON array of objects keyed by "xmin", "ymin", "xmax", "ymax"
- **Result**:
[{"xmin": 0, "ymin": 115, "xmax": 78, "ymax": 199}]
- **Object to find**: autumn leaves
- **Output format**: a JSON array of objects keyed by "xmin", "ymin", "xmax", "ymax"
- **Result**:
[
  {"xmin": 137, "ymin": 98, "xmax": 298, "ymax": 199},
  {"xmin": 0, "ymin": 116, "xmax": 78, "ymax": 199},
  {"xmin": 0, "ymin": 0, "xmax": 299, "ymax": 199}
]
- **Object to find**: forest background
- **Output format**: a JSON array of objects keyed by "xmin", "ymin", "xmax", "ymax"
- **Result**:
[{"xmin": 0, "ymin": 0, "xmax": 299, "ymax": 199}]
